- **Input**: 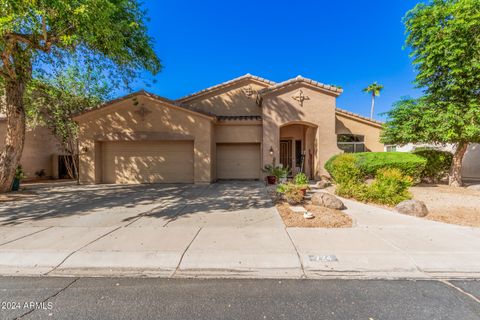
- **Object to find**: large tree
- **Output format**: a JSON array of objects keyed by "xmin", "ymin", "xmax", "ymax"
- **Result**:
[
  {"xmin": 26, "ymin": 62, "xmax": 113, "ymax": 180},
  {"xmin": 0, "ymin": 0, "xmax": 160, "ymax": 192},
  {"xmin": 382, "ymin": 0, "xmax": 480, "ymax": 187}
]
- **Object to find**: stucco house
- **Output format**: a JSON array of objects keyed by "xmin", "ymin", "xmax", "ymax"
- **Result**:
[{"xmin": 73, "ymin": 74, "xmax": 384, "ymax": 184}]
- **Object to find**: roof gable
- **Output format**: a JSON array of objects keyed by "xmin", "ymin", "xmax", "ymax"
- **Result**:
[
  {"xmin": 258, "ymin": 75, "xmax": 343, "ymax": 97},
  {"xmin": 177, "ymin": 74, "xmax": 275, "ymax": 103},
  {"xmin": 73, "ymin": 90, "xmax": 215, "ymax": 122}
]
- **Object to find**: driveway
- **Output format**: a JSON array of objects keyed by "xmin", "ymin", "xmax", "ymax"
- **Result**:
[{"xmin": 0, "ymin": 181, "xmax": 281, "ymax": 228}]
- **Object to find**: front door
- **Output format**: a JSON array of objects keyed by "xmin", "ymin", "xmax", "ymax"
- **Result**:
[{"xmin": 279, "ymin": 140, "xmax": 292, "ymax": 170}]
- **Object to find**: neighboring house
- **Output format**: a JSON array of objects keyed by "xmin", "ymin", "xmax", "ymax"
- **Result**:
[
  {"xmin": 385, "ymin": 143, "xmax": 480, "ymax": 181},
  {"xmin": 0, "ymin": 117, "xmax": 63, "ymax": 180},
  {"xmin": 73, "ymin": 74, "xmax": 384, "ymax": 184}
]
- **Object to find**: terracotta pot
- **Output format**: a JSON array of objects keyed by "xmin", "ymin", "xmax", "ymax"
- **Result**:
[
  {"xmin": 266, "ymin": 176, "xmax": 277, "ymax": 185},
  {"xmin": 300, "ymin": 188, "xmax": 307, "ymax": 196}
]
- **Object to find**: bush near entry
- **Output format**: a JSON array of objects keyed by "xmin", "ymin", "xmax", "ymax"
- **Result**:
[
  {"xmin": 325, "ymin": 153, "xmax": 414, "ymax": 206},
  {"xmin": 413, "ymin": 149, "xmax": 453, "ymax": 182}
]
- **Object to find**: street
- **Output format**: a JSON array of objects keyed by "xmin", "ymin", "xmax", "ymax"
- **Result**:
[{"xmin": 0, "ymin": 277, "xmax": 479, "ymax": 320}]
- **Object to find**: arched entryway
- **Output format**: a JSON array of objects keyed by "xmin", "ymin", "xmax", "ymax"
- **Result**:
[{"xmin": 279, "ymin": 122, "xmax": 318, "ymax": 179}]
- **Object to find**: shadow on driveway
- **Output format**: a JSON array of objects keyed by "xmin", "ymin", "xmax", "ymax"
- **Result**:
[{"xmin": 0, "ymin": 181, "xmax": 273, "ymax": 226}]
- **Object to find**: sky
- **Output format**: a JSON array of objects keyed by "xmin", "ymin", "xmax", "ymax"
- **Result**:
[{"xmin": 128, "ymin": 0, "xmax": 424, "ymax": 121}]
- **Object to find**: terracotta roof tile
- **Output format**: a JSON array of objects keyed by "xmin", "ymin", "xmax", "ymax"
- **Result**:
[
  {"xmin": 217, "ymin": 115, "xmax": 262, "ymax": 121},
  {"xmin": 177, "ymin": 74, "xmax": 276, "ymax": 102},
  {"xmin": 258, "ymin": 75, "xmax": 343, "ymax": 96},
  {"xmin": 335, "ymin": 107, "xmax": 384, "ymax": 126}
]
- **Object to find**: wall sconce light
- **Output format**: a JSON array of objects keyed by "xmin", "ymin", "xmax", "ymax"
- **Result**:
[
  {"xmin": 81, "ymin": 146, "xmax": 89, "ymax": 153},
  {"xmin": 269, "ymin": 146, "xmax": 274, "ymax": 156}
]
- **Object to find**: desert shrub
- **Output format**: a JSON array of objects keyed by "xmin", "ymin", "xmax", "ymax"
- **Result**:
[
  {"xmin": 413, "ymin": 149, "xmax": 453, "ymax": 182},
  {"xmin": 294, "ymin": 172, "xmax": 309, "ymax": 186},
  {"xmin": 277, "ymin": 182, "xmax": 304, "ymax": 205},
  {"xmin": 354, "ymin": 152, "xmax": 426, "ymax": 179},
  {"xmin": 360, "ymin": 168, "xmax": 413, "ymax": 205},
  {"xmin": 324, "ymin": 154, "xmax": 363, "ymax": 184}
]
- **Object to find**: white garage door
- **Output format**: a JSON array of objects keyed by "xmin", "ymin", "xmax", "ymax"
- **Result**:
[
  {"xmin": 102, "ymin": 141, "xmax": 194, "ymax": 184},
  {"xmin": 216, "ymin": 143, "xmax": 261, "ymax": 180}
]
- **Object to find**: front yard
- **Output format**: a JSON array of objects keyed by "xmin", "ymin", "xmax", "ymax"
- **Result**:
[{"xmin": 411, "ymin": 184, "xmax": 480, "ymax": 227}]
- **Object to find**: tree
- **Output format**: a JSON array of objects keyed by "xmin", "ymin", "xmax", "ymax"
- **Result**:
[
  {"xmin": 382, "ymin": 0, "xmax": 480, "ymax": 187},
  {"xmin": 25, "ymin": 63, "xmax": 112, "ymax": 180},
  {"xmin": 0, "ymin": 0, "xmax": 160, "ymax": 192},
  {"xmin": 362, "ymin": 82, "xmax": 384, "ymax": 119}
]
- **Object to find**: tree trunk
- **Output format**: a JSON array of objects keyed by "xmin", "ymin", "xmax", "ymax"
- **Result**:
[
  {"xmin": 0, "ymin": 78, "xmax": 27, "ymax": 192},
  {"xmin": 449, "ymin": 142, "xmax": 468, "ymax": 187},
  {"xmin": 370, "ymin": 94, "xmax": 375, "ymax": 119}
]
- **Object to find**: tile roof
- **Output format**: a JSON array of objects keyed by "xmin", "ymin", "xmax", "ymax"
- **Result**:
[
  {"xmin": 73, "ymin": 90, "xmax": 216, "ymax": 120},
  {"xmin": 258, "ymin": 75, "xmax": 343, "ymax": 96},
  {"xmin": 335, "ymin": 107, "xmax": 384, "ymax": 126},
  {"xmin": 176, "ymin": 73, "xmax": 276, "ymax": 102},
  {"xmin": 217, "ymin": 115, "xmax": 262, "ymax": 121}
]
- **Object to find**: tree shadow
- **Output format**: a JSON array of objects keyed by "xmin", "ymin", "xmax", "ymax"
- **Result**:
[{"xmin": 0, "ymin": 181, "xmax": 273, "ymax": 226}]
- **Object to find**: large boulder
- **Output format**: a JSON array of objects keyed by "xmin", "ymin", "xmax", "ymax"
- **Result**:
[
  {"xmin": 311, "ymin": 192, "xmax": 345, "ymax": 210},
  {"xmin": 395, "ymin": 200, "xmax": 429, "ymax": 217}
]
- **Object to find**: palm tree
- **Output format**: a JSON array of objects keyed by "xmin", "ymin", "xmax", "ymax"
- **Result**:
[{"xmin": 363, "ymin": 82, "xmax": 384, "ymax": 119}]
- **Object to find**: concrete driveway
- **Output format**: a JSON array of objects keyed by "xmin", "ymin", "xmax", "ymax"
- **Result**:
[{"xmin": 0, "ymin": 182, "xmax": 282, "ymax": 228}]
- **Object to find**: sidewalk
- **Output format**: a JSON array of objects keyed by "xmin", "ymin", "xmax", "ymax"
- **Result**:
[{"xmin": 0, "ymin": 186, "xmax": 479, "ymax": 279}]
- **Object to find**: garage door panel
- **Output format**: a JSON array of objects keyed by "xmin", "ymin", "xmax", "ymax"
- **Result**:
[
  {"xmin": 216, "ymin": 143, "xmax": 260, "ymax": 180},
  {"xmin": 102, "ymin": 141, "xmax": 193, "ymax": 184}
]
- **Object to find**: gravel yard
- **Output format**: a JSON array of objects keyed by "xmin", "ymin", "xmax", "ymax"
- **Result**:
[
  {"xmin": 276, "ymin": 202, "xmax": 352, "ymax": 228},
  {"xmin": 410, "ymin": 184, "xmax": 480, "ymax": 227}
]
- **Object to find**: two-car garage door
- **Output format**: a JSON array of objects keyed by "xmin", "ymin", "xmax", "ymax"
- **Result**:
[{"xmin": 102, "ymin": 141, "xmax": 194, "ymax": 184}]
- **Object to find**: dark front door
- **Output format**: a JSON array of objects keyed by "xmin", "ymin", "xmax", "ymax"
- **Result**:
[{"xmin": 279, "ymin": 140, "xmax": 292, "ymax": 170}]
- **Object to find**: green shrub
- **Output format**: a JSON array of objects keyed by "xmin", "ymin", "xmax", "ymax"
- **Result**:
[
  {"xmin": 413, "ymin": 149, "xmax": 453, "ymax": 182},
  {"xmin": 294, "ymin": 172, "xmax": 309, "ymax": 186},
  {"xmin": 354, "ymin": 152, "xmax": 426, "ymax": 179},
  {"xmin": 277, "ymin": 182, "xmax": 304, "ymax": 204},
  {"xmin": 361, "ymin": 168, "xmax": 413, "ymax": 205},
  {"xmin": 324, "ymin": 154, "xmax": 363, "ymax": 184}
]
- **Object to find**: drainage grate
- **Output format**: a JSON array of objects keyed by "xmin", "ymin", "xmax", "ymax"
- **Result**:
[{"xmin": 308, "ymin": 255, "xmax": 339, "ymax": 262}]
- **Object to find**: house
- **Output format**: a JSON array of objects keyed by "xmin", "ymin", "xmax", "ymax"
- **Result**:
[
  {"xmin": 0, "ymin": 117, "xmax": 63, "ymax": 180},
  {"xmin": 73, "ymin": 74, "xmax": 384, "ymax": 184}
]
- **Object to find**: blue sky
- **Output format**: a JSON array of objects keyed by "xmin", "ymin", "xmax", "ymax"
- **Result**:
[{"xmin": 131, "ymin": 0, "xmax": 423, "ymax": 120}]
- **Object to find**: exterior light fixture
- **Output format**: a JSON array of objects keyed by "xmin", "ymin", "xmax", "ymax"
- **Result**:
[{"xmin": 269, "ymin": 146, "xmax": 274, "ymax": 156}]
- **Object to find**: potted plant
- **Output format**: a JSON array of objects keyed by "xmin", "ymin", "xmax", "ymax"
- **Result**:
[
  {"xmin": 294, "ymin": 172, "xmax": 310, "ymax": 195},
  {"xmin": 263, "ymin": 164, "xmax": 278, "ymax": 184},
  {"xmin": 277, "ymin": 166, "xmax": 290, "ymax": 184},
  {"xmin": 11, "ymin": 166, "xmax": 26, "ymax": 191}
]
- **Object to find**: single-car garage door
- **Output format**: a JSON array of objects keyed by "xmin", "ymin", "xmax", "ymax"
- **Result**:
[
  {"xmin": 216, "ymin": 143, "xmax": 260, "ymax": 180},
  {"xmin": 102, "ymin": 141, "xmax": 194, "ymax": 184}
]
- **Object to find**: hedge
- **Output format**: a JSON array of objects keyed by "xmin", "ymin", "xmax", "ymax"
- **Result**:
[
  {"xmin": 325, "ymin": 152, "xmax": 427, "ymax": 180},
  {"xmin": 413, "ymin": 149, "xmax": 453, "ymax": 182}
]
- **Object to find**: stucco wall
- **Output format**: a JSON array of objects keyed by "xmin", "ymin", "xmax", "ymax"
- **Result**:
[
  {"xmin": 181, "ymin": 80, "xmax": 268, "ymax": 116},
  {"xmin": 76, "ymin": 94, "xmax": 214, "ymax": 184},
  {"xmin": 335, "ymin": 113, "xmax": 384, "ymax": 152},
  {"xmin": 215, "ymin": 123, "xmax": 262, "ymax": 143},
  {"xmin": 0, "ymin": 120, "xmax": 61, "ymax": 179},
  {"xmin": 262, "ymin": 83, "xmax": 341, "ymax": 178}
]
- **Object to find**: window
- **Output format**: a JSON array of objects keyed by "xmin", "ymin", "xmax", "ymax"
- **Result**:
[
  {"xmin": 337, "ymin": 134, "xmax": 365, "ymax": 153},
  {"xmin": 385, "ymin": 145, "xmax": 397, "ymax": 152}
]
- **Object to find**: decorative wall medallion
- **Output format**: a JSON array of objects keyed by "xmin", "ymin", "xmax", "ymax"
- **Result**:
[
  {"xmin": 134, "ymin": 105, "xmax": 152, "ymax": 121},
  {"xmin": 292, "ymin": 90, "xmax": 310, "ymax": 107},
  {"xmin": 243, "ymin": 85, "xmax": 256, "ymax": 97}
]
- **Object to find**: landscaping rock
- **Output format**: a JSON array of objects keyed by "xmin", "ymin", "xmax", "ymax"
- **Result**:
[
  {"xmin": 311, "ymin": 192, "xmax": 345, "ymax": 210},
  {"xmin": 315, "ymin": 180, "xmax": 331, "ymax": 189},
  {"xmin": 395, "ymin": 200, "xmax": 429, "ymax": 217},
  {"xmin": 467, "ymin": 184, "xmax": 480, "ymax": 191}
]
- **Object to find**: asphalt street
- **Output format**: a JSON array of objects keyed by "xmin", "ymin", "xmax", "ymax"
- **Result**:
[{"xmin": 0, "ymin": 277, "xmax": 479, "ymax": 320}]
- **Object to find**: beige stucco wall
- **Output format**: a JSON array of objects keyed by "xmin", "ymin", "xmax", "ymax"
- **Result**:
[
  {"xmin": 76, "ymin": 94, "xmax": 214, "ymax": 184},
  {"xmin": 181, "ymin": 80, "xmax": 268, "ymax": 116},
  {"xmin": 0, "ymin": 120, "xmax": 61, "ymax": 179},
  {"xmin": 262, "ymin": 83, "xmax": 342, "ymax": 178},
  {"xmin": 215, "ymin": 123, "xmax": 262, "ymax": 143},
  {"xmin": 335, "ymin": 113, "xmax": 384, "ymax": 152}
]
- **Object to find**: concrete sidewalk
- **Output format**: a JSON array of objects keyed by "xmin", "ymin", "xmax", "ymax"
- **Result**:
[{"xmin": 0, "ymin": 183, "xmax": 479, "ymax": 279}]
